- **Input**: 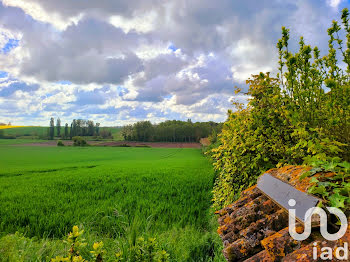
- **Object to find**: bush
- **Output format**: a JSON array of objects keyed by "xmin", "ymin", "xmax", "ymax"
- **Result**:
[
  {"xmin": 49, "ymin": 226, "xmax": 170, "ymax": 262},
  {"xmin": 100, "ymin": 129, "xmax": 113, "ymax": 139},
  {"xmin": 72, "ymin": 136, "xmax": 87, "ymax": 146},
  {"xmin": 57, "ymin": 141, "xmax": 64, "ymax": 147},
  {"xmin": 210, "ymin": 8, "xmax": 350, "ymax": 210},
  {"xmin": 116, "ymin": 143, "xmax": 131, "ymax": 147}
]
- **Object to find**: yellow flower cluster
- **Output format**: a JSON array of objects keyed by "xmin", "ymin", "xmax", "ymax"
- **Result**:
[{"xmin": 0, "ymin": 126, "xmax": 23, "ymax": 129}]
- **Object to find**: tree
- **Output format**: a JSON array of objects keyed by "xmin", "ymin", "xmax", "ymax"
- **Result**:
[
  {"xmin": 121, "ymin": 120, "xmax": 221, "ymax": 142},
  {"xmin": 121, "ymin": 125, "xmax": 133, "ymax": 140},
  {"xmin": 87, "ymin": 120, "xmax": 95, "ymax": 136},
  {"xmin": 72, "ymin": 119, "xmax": 77, "ymax": 137},
  {"xmin": 56, "ymin": 118, "xmax": 61, "ymax": 137},
  {"xmin": 95, "ymin": 123, "xmax": 100, "ymax": 136},
  {"xmin": 65, "ymin": 123, "xmax": 69, "ymax": 139},
  {"xmin": 70, "ymin": 123, "xmax": 73, "ymax": 139},
  {"xmin": 49, "ymin": 117, "xmax": 54, "ymax": 140}
]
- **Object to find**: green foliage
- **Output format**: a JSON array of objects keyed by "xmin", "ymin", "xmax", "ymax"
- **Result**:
[
  {"xmin": 211, "ymin": 9, "xmax": 350, "ymax": 210},
  {"xmin": 56, "ymin": 118, "xmax": 61, "ymax": 137},
  {"xmin": 57, "ymin": 140, "xmax": 65, "ymax": 146},
  {"xmin": 73, "ymin": 136, "xmax": 87, "ymax": 146},
  {"xmin": 99, "ymin": 129, "xmax": 113, "ymax": 139},
  {"xmin": 0, "ymin": 145, "xmax": 223, "ymax": 261},
  {"xmin": 122, "ymin": 120, "xmax": 222, "ymax": 143},
  {"xmin": 50, "ymin": 117, "xmax": 55, "ymax": 140},
  {"xmin": 69, "ymin": 119, "xmax": 100, "ymax": 138},
  {"xmin": 302, "ymin": 158, "xmax": 350, "ymax": 213},
  {"xmin": 115, "ymin": 236, "xmax": 170, "ymax": 262},
  {"xmin": 0, "ymin": 232, "xmax": 66, "ymax": 261},
  {"xmin": 0, "ymin": 129, "xmax": 16, "ymax": 139}
]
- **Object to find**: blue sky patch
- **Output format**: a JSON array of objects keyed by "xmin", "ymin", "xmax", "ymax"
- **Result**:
[
  {"xmin": 0, "ymin": 81, "xmax": 39, "ymax": 97},
  {"xmin": 57, "ymin": 80, "xmax": 72, "ymax": 85},
  {"xmin": 164, "ymin": 94, "xmax": 173, "ymax": 99},
  {"xmin": 116, "ymin": 85, "xmax": 128, "ymax": 96},
  {"xmin": 168, "ymin": 43, "xmax": 178, "ymax": 52},
  {"xmin": 0, "ymin": 71, "xmax": 8, "ymax": 78},
  {"xmin": 2, "ymin": 39, "xmax": 19, "ymax": 54}
]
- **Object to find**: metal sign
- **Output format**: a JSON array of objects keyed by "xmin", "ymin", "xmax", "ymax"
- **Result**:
[{"xmin": 257, "ymin": 173, "xmax": 320, "ymax": 224}]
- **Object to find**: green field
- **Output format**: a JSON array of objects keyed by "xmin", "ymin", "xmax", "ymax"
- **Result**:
[
  {"xmin": 104, "ymin": 126, "xmax": 123, "ymax": 140},
  {"xmin": 0, "ymin": 138, "xmax": 46, "ymax": 145},
  {"xmin": 0, "ymin": 143, "xmax": 223, "ymax": 261},
  {"xmin": 1, "ymin": 126, "xmax": 48, "ymax": 138}
]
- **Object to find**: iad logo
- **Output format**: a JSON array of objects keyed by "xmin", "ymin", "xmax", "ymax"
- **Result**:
[
  {"xmin": 288, "ymin": 198, "xmax": 348, "ymax": 260},
  {"xmin": 288, "ymin": 198, "xmax": 348, "ymax": 241}
]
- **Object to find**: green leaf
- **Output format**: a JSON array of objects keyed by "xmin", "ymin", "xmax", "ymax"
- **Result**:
[
  {"xmin": 329, "ymin": 193, "xmax": 347, "ymax": 209},
  {"xmin": 299, "ymin": 167, "xmax": 323, "ymax": 181},
  {"xmin": 310, "ymin": 177, "xmax": 319, "ymax": 184},
  {"xmin": 308, "ymin": 185, "xmax": 328, "ymax": 197},
  {"xmin": 338, "ymin": 161, "xmax": 350, "ymax": 171},
  {"xmin": 321, "ymin": 161, "xmax": 338, "ymax": 172}
]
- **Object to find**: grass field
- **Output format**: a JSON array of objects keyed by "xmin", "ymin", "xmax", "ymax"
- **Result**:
[
  {"xmin": 0, "ymin": 143, "xmax": 223, "ymax": 261},
  {"xmin": 1, "ymin": 126, "xmax": 47, "ymax": 136},
  {"xmin": 0, "ymin": 139, "xmax": 46, "ymax": 145}
]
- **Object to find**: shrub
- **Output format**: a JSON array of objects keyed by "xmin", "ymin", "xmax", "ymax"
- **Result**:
[
  {"xmin": 210, "ymin": 8, "xmax": 350, "ymax": 210},
  {"xmin": 73, "ymin": 136, "xmax": 87, "ymax": 146},
  {"xmin": 57, "ymin": 141, "xmax": 64, "ymax": 147},
  {"xmin": 50, "ymin": 226, "xmax": 170, "ymax": 262},
  {"xmin": 100, "ymin": 129, "xmax": 113, "ymax": 139},
  {"xmin": 116, "ymin": 143, "xmax": 131, "ymax": 147}
]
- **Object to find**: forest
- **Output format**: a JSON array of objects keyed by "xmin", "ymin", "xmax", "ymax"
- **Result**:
[
  {"xmin": 121, "ymin": 120, "xmax": 222, "ymax": 142},
  {"xmin": 48, "ymin": 118, "xmax": 101, "ymax": 140}
]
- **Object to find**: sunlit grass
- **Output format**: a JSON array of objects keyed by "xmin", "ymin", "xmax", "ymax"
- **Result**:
[{"xmin": 0, "ymin": 146, "xmax": 224, "ymax": 261}]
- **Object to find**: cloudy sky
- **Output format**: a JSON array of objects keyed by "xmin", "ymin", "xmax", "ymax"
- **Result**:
[{"xmin": 0, "ymin": 0, "xmax": 347, "ymax": 126}]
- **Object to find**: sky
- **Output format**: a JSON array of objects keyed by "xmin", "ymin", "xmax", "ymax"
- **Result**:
[{"xmin": 0, "ymin": 0, "xmax": 348, "ymax": 126}]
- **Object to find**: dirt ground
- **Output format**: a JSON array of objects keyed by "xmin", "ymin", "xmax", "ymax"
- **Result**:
[{"xmin": 15, "ymin": 140, "xmax": 202, "ymax": 148}]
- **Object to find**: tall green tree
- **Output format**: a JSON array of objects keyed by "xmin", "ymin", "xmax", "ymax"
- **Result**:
[
  {"xmin": 49, "ymin": 117, "xmax": 54, "ymax": 140},
  {"xmin": 95, "ymin": 123, "xmax": 100, "ymax": 136},
  {"xmin": 56, "ymin": 118, "xmax": 61, "ymax": 137},
  {"xmin": 70, "ymin": 123, "xmax": 73, "ymax": 139},
  {"xmin": 64, "ymin": 123, "xmax": 69, "ymax": 139}
]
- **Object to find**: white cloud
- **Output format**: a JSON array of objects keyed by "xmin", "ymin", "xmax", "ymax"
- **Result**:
[
  {"xmin": 327, "ymin": 0, "xmax": 343, "ymax": 8},
  {"xmin": 0, "ymin": 0, "xmax": 343, "ymax": 125},
  {"xmin": 2, "ymin": 0, "xmax": 82, "ymax": 30},
  {"xmin": 109, "ymin": 11, "xmax": 157, "ymax": 33}
]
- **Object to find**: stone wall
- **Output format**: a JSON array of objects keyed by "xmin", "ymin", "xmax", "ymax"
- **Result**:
[{"xmin": 216, "ymin": 166, "xmax": 350, "ymax": 261}]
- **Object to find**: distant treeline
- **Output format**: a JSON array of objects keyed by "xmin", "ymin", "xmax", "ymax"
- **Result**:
[
  {"xmin": 121, "ymin": 120, "xmax": 222, "ymax": 142},
  {"xmin": 48, "ymin": 118, "xmax": 107, "ymax": 140}
]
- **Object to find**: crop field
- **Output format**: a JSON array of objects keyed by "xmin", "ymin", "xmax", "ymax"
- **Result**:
[
  {"xmin": 1, "ymin": 126, "xmax": 47, "ymax": 136},
  {"xmin": 0, "ymin": 142, "xmax": 223, "ymax": 261}
]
